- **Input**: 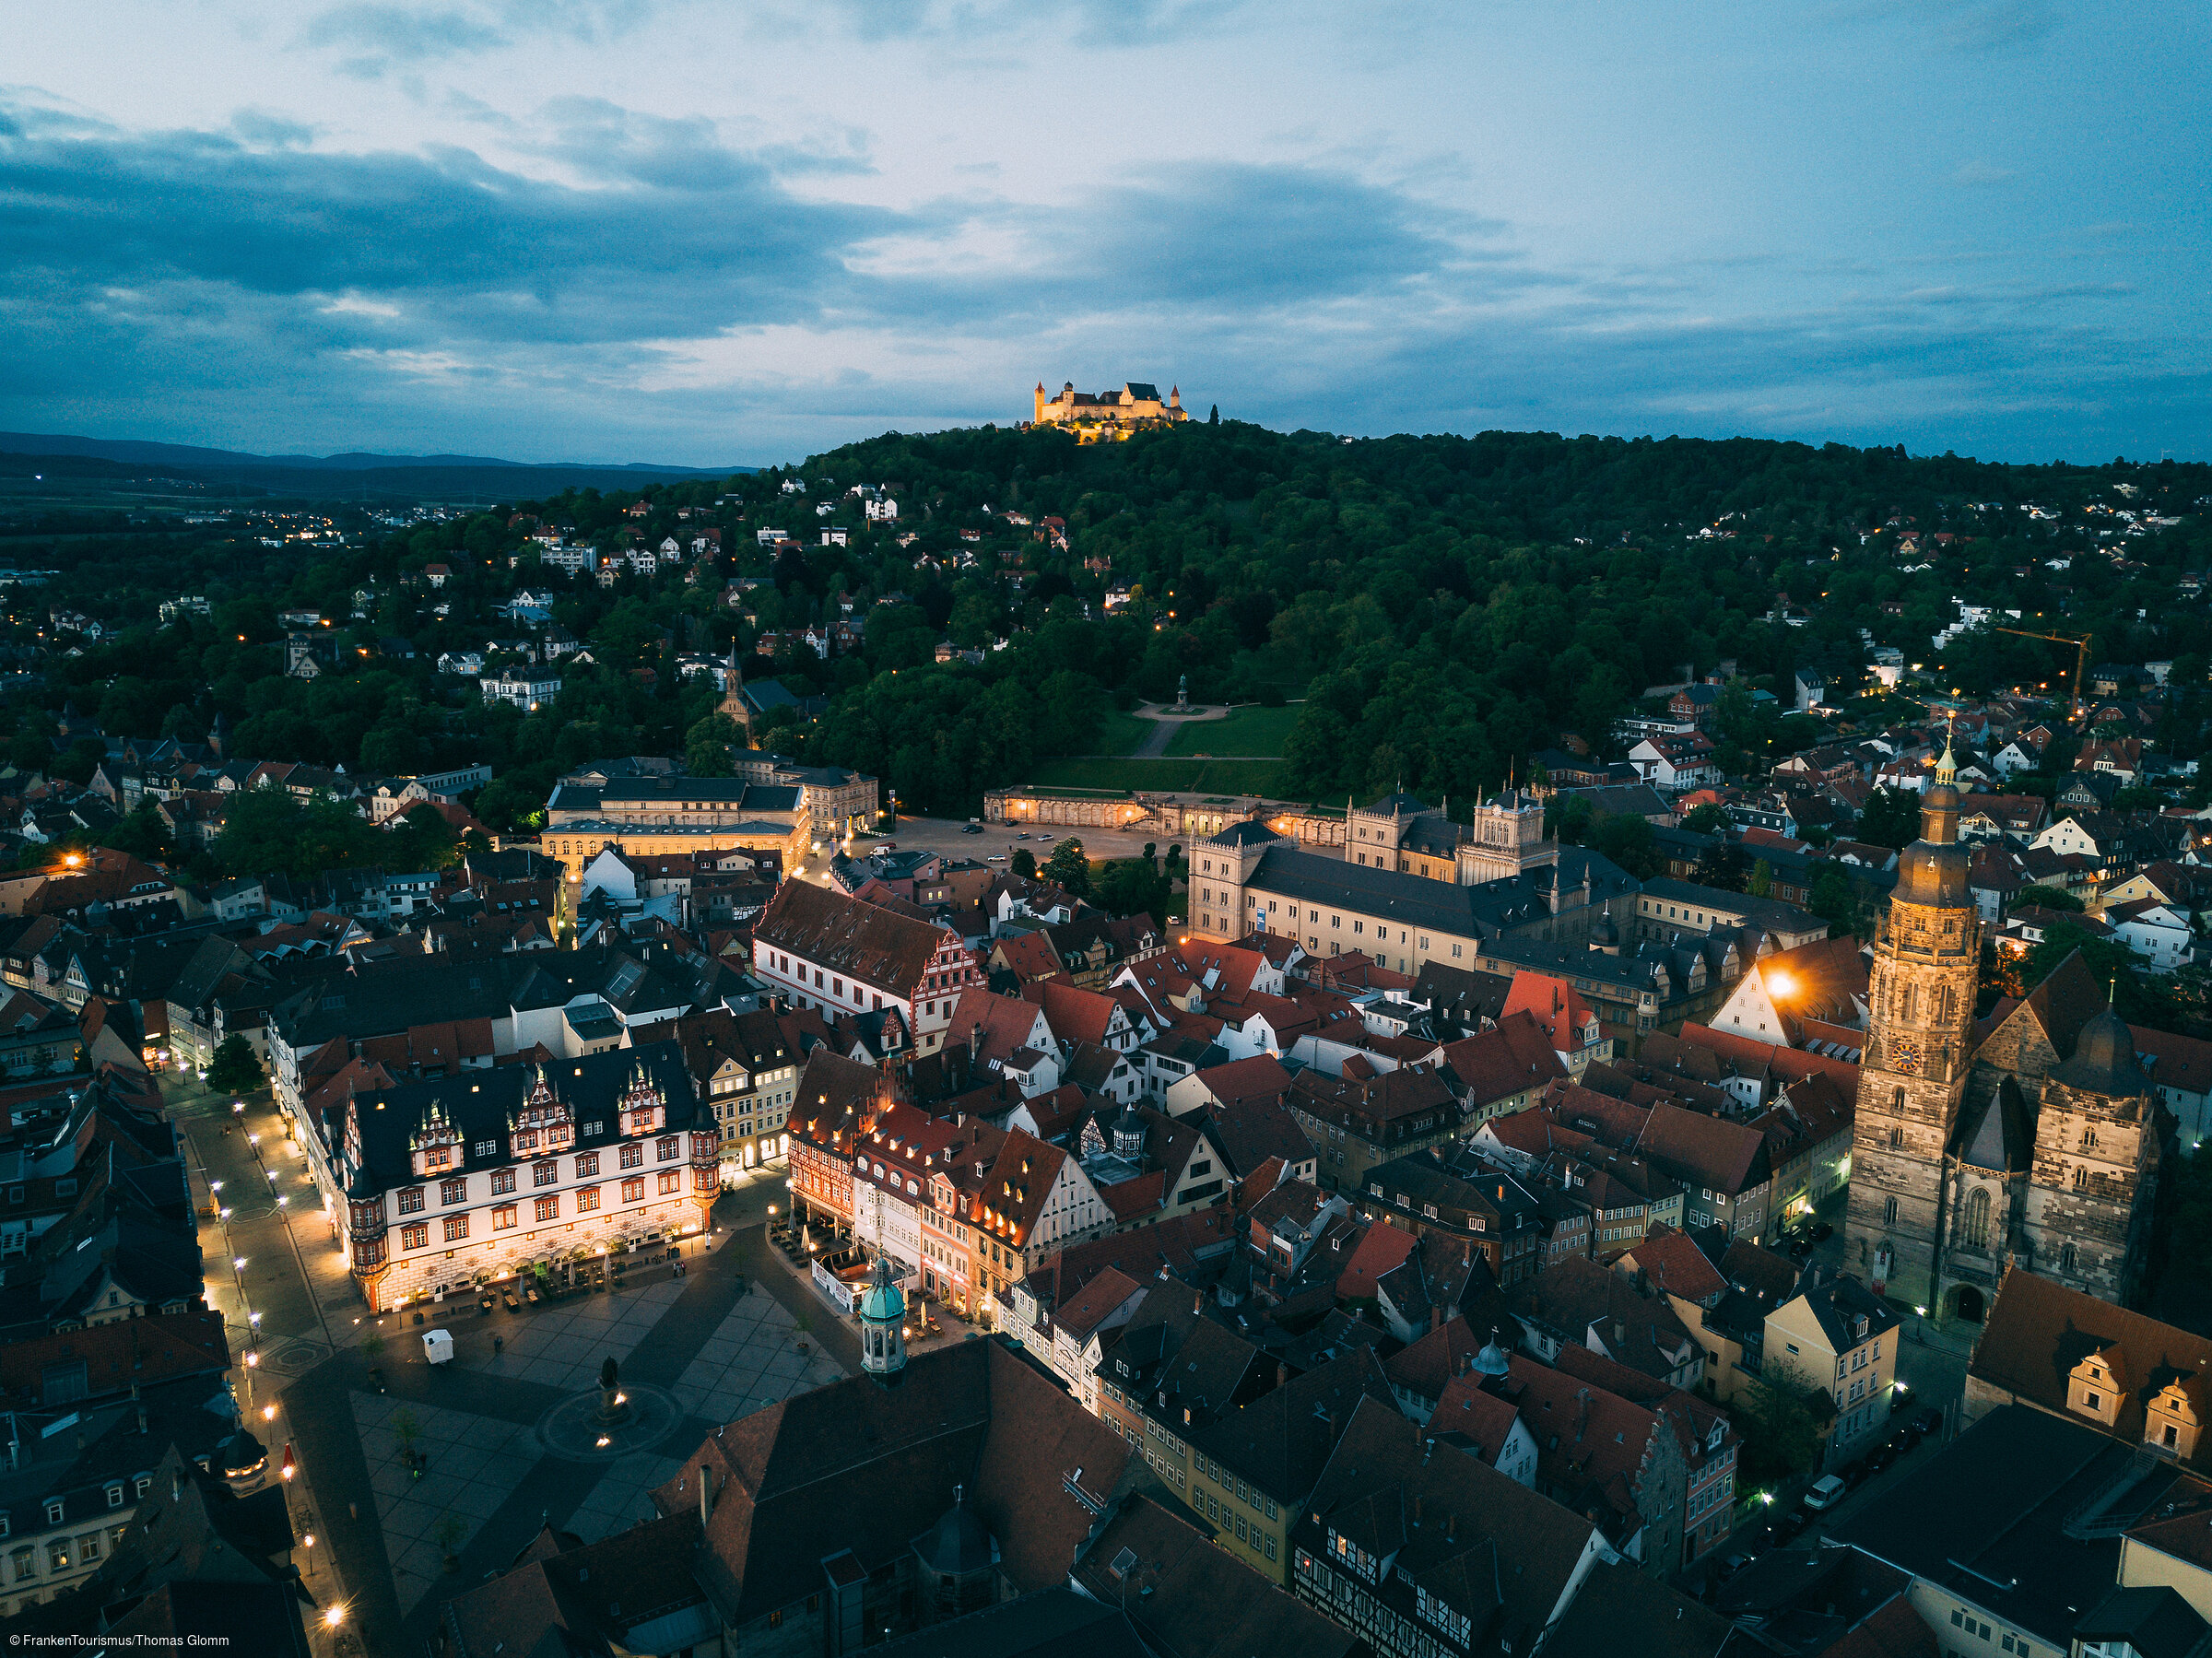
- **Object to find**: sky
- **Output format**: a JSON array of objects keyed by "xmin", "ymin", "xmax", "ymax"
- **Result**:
[{"xmin": 3, "ymin": 1, "xmax": 2207, "ymax": 467}]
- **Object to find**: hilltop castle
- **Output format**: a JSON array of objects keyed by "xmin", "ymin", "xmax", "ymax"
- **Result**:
[{"xmin": 1030, "ymin": 381, "xmax": 1188, "ymax": 441}]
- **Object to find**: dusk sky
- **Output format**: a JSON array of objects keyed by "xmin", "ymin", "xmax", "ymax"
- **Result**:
[{"xmin": 5, "ymin": 1, "xmax": 2206, "ymax": 467}]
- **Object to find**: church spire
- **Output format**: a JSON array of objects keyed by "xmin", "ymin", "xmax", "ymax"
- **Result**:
[{"xmin": 1936, "ymin": 713, "xmax": 1958, "ymax": 788}]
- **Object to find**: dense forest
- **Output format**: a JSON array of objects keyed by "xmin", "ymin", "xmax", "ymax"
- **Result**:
[{"xmin": 4, "ymin": 423, "xmax": 2209, "ymax": 830}]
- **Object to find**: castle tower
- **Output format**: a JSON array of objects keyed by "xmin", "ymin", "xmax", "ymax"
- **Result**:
[
  {"xmin": 1033, "ymin": 382, "xmax": 1047, "ymax": 423},
  {"xmin": 1187, "ymin": 819, "xmax": 1274, "ymax": 940},
  {"xmin": 2021, "ymin": 1003, "xmax": 2159, "ymax": 1304},
  {"xmin": 859, "ymin": 1253, "xmax": 907, "ymax": 1382},
  {"xmin": 1456, "ymin": 789, "xmax": 1560, "ymax": 886},
  {"xmin": 1844, "ymin": 735, "xmax": 1982, "ymax": 1311},
  {"xmin": 1347, "ymin": 790, "xmax": 1427, "ymax": 866}
]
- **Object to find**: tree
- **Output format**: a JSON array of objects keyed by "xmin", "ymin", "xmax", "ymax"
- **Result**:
[
  {"xmin": 684, "ymin": 713, "xmax": 741, "ymax": 777},
  {"xmin": 1097, "ymin": 857, "xmax": 1172, "ymax": 924},
  {"xmin": 1735, "ymin": 1364, "xmax": 1828, "ymax": 1489},
  {"xmin": 1040, "ymin": 838, "xmax": 1093, "ymax": 898},
  {"xmin": 2015, "ymin": 883, "xmax": 2084, "ymax": 912},
  {"xmin": 1588, "ymin": 812, "xmax": 1660, "ymax": 880},
  {"xmin": 207, "ymin": 1035, "xmax": 265, "ymax": 1094},
  {"xmin": 1747, "ymin": 858, "xmax": 1775, "ymax": 899},
  {"xmin": 1855, "ymin": 786, "xmax": 1924, "ymax": 850},
  {"xmin": 1683, "ymin": 802, "xmax": 1732, "ymax": 836},
  {"xmin": 1011, "ymin": 848, "xmax": 1037, "ymax": 878},
  {"xmin": 1694, "ymin": 842, "xmax": 1750, "ymax": 893},
  {"xmin": 1809, "ymin": 866, "xmax": 1867, "ymax": 939}
]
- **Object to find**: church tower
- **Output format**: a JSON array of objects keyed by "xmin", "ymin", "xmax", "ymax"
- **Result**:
[
  {"xmin": 2021, "ymin": 1003, "xmax": 2159, "ymax": 1304},
  {"xmin": 1845, "ymin": 737, "xmax": 1983, "ymax": 1310},
  {"xmin": 859, "ymin": 1253, "xmax": 908, "ymax": 1382}
]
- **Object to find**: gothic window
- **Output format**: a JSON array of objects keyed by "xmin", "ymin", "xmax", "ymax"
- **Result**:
[
  {"xmin": 2081, "ymin": 1126, "xmax": 2099, "ymax": 1149},
  {"xmin": 1936, "ymin": 985, "xmax": 1957, "ymax": 1023},
  {"xmin": 1888, "ymin": 1127, "xmax": 1904, "ymax": 1149},
  {"xmin": 1891, "ymin": 1088, "xmax": 1906, "ymax": 1110},
  {"xmin": 1900, "ymin": 984, "xmax": 1918, "ymax": 1022},
  {"xmin": 2062, "ymin": 1243, "xmax": 2077, "ymax": 1273},
  {"xmin": 2074, "ymin": 1166, "xmax": 2090, "ymax": 1191},
  {"xmin": 1883, "ymin": 1195, "xmax": 1898, "ymax": 1227},
  {"xmin": 1961, "ymin": 1187, "xmax": 1991, "ymax": 1250}
]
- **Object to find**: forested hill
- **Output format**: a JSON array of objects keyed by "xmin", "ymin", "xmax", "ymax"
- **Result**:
[
  {"xmin": 763, "ymin": 421, "xmax": 2212, "ymax": 814},
  {"xmin": 13, "ymin": 419, "xmax": 2211, "ymax": 848}
]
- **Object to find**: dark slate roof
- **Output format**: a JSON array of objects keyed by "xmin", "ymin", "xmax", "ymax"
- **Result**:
[
  {"xmin": 349, "ymin": 1041, "xmax": 700, "ymax": 1189},
  {"xmin": 2073, "ymin": 1585, "xmax": 2211, "ymax": 1658},
  {"xmin": 2052, "ymin": 1005, "xmax": 2151, "ymax": 1098},
  {"xmin": 1244, "ymin": 841, "xmax": 1634, "ymax": 940},
  {"xmin": 1831, "ymin": 1404, "xmax": 2162, "ymax": 1648},
  {"xmin": 1201, "ymin": 819, "xmax": 1279, "ymax": 849},
  {"xmin": 1951, "ymin": 1075, "xmax": 2035, "ymax": 1171}
]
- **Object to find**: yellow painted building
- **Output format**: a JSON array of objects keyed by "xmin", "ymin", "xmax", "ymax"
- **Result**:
[
  {"xmin": 1763, "ymin": 1270, "xmax": 1900, "ymax": 1468},
  {"xmin": 1031, "ymin": 380, "xmax": 1189, "ymax": 441},
  {"xmin": 535, "ymin": 822, "xmax": 807, "ymax": 887}
]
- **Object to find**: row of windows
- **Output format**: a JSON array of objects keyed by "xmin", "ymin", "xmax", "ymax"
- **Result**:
[
  {"xmin": 395, "ymin": 1172, "xmax": 682, "ymax": 1248},
  {"xmin": 395, "ymin": 1140, "xmax": 675, "ymax": 1210}
]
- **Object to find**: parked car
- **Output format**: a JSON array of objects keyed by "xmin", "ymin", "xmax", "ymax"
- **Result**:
[
  {"xmin": 1811, "ymin": 1222, "xmax": 1833, "ymax": 1241},
  {"xmin": 1803, "ymin": 1475, "xmax": 1848, "ymax": 1510},
  {"xmin": 960, "ymin": 823, "xmax": 983, "ymax": 833},
  {"xmin": 1837, "ymin": 1459, "xmax": 1868, "ymax": 1487},
  {"xmin": 1909, "ymin": 1405, "xmax": 1944, "ymax": 1438},
  {"xmin": 1772, "ymin": 1508, "xmax": 1811, "ymax": 1543},
  {"xmin": 1865, "ymin": 1442, "xmax": 1898, "ymax": 1473}
]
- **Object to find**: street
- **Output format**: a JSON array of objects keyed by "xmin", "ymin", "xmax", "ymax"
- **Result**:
[{"xmin": 169, "ymin": 1074, "xmax": 850, "ymax": 1654}]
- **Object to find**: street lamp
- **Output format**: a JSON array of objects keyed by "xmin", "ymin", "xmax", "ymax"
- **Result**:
[{"xmin": 324, "ymin": 1605, "xmax": 345, "ymax": 1631}]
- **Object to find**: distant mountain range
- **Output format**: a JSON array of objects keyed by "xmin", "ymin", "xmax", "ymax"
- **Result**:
[
  {"xmin": 0, "ymin": 431, "xmax": 742, "ymax": 476},
  {"xmin": 0, "ymin": 430, "xmax": 752, "ymax": 502}
]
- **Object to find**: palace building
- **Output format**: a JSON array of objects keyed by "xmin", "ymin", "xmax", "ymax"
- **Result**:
[
  {"xmin": 1184, "ymin": 791, "xmax": 1638, "ymax": 977},
  {"xmin": 331, "ymin": 1043, "xmax": 717, "ymax": 1311},
  {"xmin": 1843, "ymin": 738, "xmax": 2164, "ymax": 1323},
  {"xmin": 1030, "ymin": 381, "xmax": 1189, "ymax": 440}
]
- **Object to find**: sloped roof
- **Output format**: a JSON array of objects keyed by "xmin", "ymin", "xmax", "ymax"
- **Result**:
[
  {"xmin": 1620, "ymin": 1223, "xmax": 1726, "ymax": 1303},
  {"xmin": 754, "ymin": 878, "xmax": 948, "ymax": 994},
  {"xmin": 664, "ymin": 1338, "xmax": 1129, "ymax": 1624},
  {"xmin": 1970, "ymin": 1269, "xmax": 2212, "ymax": 1472}
]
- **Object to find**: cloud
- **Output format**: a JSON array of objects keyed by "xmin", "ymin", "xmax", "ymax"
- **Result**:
[
  {"xmin": 0, "ymin": 84, "xmax": 2202, "ymax": 467},
  {"xmin": 230, "ymin": 109, "xmax": 319, "ymax": 150},
  {"xmin": 1827, "ymin": 0, "xmax": 2073, "ymax": 52},
  {"xmin": 1951, "ymin": 158, "xmax": 2018, "ymax": 185},
  {"xmin": 297, "ymin": 1, "xmax": 651, "ymax": 74},
  {"xmin": 0, "ymin": 102, "xmax": 888, "ymax": 350},
  {"xmin": 300, "ymin": 5, "xmax": 509, "ymax": 65},
  {"xmin": 819, "ymin": 0, "xmax": 1251, "ymax": 48}
]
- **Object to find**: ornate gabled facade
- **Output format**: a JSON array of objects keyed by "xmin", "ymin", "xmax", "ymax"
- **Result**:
[
  {"xmin": 1846, "ymin": 740, "xmax": 2166, "ymax": 1323},
  {"xmin": 333, "ymin": 1043, "xmax": 714, "ymax": 1312}
]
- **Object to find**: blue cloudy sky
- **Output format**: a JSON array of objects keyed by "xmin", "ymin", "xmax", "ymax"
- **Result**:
[{"xmin": 3, "ymin": 1, "xmax": 2206, "ymax": 465}]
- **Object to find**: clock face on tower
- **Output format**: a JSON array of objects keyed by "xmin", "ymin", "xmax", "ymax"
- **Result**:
[{"xmin": 1889, "ymin": 1039, "xmax": 1922, "ymax": 1076}]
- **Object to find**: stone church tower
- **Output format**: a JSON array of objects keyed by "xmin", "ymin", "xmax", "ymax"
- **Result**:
[
  {"xmin": 2021, "ymin": 1005, "xmax": 2159, "ymax": 1304},
  {"xmin": 1845, "ymin": 740, "xmax": 1982, "ymax": 1310}
]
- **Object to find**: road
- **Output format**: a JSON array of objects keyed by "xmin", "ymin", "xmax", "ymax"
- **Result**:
[
  {"xmin": 171, "ymin": 1071, "xmax": 362, "ymax": 1652},
  {"xmin": 837, "ymin": 813, "xmax": 1182, "ymax": 870}
]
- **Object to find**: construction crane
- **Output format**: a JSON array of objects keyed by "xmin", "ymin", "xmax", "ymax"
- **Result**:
[{"xmin": 1990, "ymin": 626, "xmax": 2094, "ymax": 723}]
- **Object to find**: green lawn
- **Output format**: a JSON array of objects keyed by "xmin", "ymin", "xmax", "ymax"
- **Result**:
[
  {"xmin": 1027, "ymin": 757, "xmax": 1290, "ymax": 796},
  {"xmin": 1162, "ymin": 703, "xmax": 1302, "ymax": 758},
  {"xmin": 1090, "ymin": 708, "xmax": 1155, "ymax": 756}
]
